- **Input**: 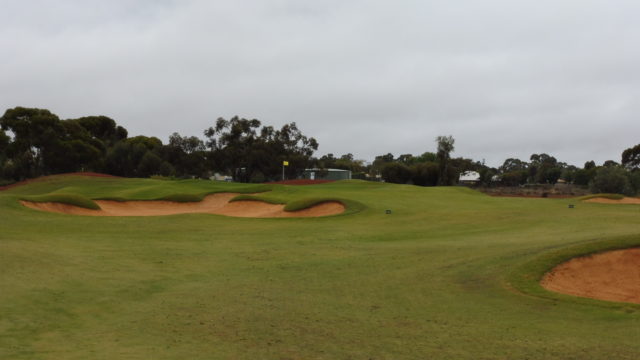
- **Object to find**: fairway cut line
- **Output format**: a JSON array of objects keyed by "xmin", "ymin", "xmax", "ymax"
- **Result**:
[
  {"xmin": 21, "ymin": 193, "xmax": 345, "ymax": 218},
  {"xmin": 583, "ymin": 197, "xmax": 640, "ymax": 204},
  {"xmin": 541, "ymin": 248, "xmax": 640, "ymax": 304}
]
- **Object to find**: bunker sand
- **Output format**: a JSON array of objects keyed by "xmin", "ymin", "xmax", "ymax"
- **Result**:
[
  {"xmin": 584, "ymin": 197, "xmax": 640, "ymax": 204},
  {"xmin": 21, "ymin": 193, "xmax": 345, "ymax": 218},
  {"xmin": 541, "ymin": 248, "xmax": 640, "ymax": 304}
]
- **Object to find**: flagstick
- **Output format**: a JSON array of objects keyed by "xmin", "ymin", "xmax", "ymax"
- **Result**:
[{"xmin": 282, "ymin": 160, "xmax": 288, "ymax": 181}]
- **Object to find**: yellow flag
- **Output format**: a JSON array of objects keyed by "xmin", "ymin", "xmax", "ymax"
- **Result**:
[{"xmin": 283, "ymin": 161, "xmax": 289, "ymax": 166}]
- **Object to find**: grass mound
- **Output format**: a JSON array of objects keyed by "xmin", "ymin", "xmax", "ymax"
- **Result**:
[
  {"xmin": 233, "ymin": 184, "xmax": 272, "ymax": 194},
  {"xmin": 158, "ymin": 193, "xmax": 207, "ymax": 202},
  {"xmin": 229, "ymin": 194, "xmax": 283, "ymax": 204},
  {"xmin": 97, "ymin": 193, "xmax": 210, "ymax": 202},
  {"xmin": 578, "ymin": 193, "xmax": 625, "ymax": 201},
  {"xmin": 283, "ymin": 197, "xmax": 342, "ymax": 212},
  {"xmin": 282, "ymin": 197, "xmax": 365, "ymax": 214},
  {"xmin": 20, "ymin": 193, "xmax": 101, "ymax": 210},
  {"xmin": 93, "ymin": 196, "xmax": 128, "ymax": 202},
  {"xmin": 230, "ymin": 194, "xmax": 364, "ymax": 215},
  {"xmin": 94, "ymin": 193, "xmax": 212, "ymax": 203}
]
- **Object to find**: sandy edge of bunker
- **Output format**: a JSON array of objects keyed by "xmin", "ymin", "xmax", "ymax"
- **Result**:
[
  {"xmin": 540, "ymin": 248, "xmax": 640, "ymax": 304},
  {"xmin": 20, "ymin": 193, "xmax": 345, "ymax": 218},
  {"xmin": 584, "ymin": 197, "xmax": 640, "ymax": 204}
]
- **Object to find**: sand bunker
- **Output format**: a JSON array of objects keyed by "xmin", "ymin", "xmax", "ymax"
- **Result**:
[
  {"xmin": 584, "ymin": 197, "xmax": 640, "ymax": 204},
  {"xmin": 541, "ymin": 248, "xmax": 640, "ymax": 304},
  {"xmin": 21, "ymin": 193, "xmax": 345, "ymax": 218}
]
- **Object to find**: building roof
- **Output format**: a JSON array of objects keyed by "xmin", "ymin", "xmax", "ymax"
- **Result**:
[{"xmin": 459, "ymin": 171, "xmax": 481, "ymax": 182}]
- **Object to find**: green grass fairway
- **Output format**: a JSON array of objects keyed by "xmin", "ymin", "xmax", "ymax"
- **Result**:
[{"xmin": 1, "ymin": 175, "xmax": 639, "ymax": 359}]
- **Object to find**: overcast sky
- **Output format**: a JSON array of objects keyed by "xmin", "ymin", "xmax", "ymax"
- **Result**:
[{"xmin": 1, "ymin": 0, "xmax": 639, "ymax": 167}]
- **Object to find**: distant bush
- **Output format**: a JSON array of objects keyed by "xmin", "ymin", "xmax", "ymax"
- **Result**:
[
  {"xmin": 0, "ymin": 178, "xmax": 15, "ymax": 187},
  {"xmin": 629, "ymin": 171, "xmax": 640, "ymax": 195},
  {"xmin": 381, "ymin": 162, "xmax": 412, "ymax": 184},
  {"xmin": 572, "ymin": 168, "xmax": 596, "ymax": 186},
  {"xmin": 501, "ymin": 170, "xmax": 528, "ymax": 186},
  {"xmin": 150, "ymin": 175, "xmax": 174, "ymax": 181},
  {"xmin": 589, "ymin": 166, "xmax": 634, "ymax": 195},
  {"xmin": 411, "ymin": 162, "xmax": 439, "ymax": 186}
]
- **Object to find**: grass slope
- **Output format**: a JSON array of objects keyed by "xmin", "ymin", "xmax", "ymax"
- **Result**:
[
  {"xmin": 1, "ymin": 175, "xmax": 640, "ymax": 359},
  {"xmin": 230, "ymin": 193, "xmax": 364, "ymax": 215},
  {"xmin": 19, "ymin": 193, "xmax": 101, "ymax": 210},
  {"xmin": 577, "ymin": 193, "xmax": 626, "ymax": 201}
]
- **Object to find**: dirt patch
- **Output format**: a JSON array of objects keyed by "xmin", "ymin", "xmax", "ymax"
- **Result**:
[
  {"xmin": 266, "ymin": 179, "xmax": 335, "ymax": 185},
  {"xmin": 541, "ymin": 248, "xmax": 640, "ymax": 304},
  {"xmin": 584, "ymin": 197, "xmax": 640, "ymax": 204},
  {"xmin": 21, "ymin": 193, "xmax": 345, "ymax": 218}
]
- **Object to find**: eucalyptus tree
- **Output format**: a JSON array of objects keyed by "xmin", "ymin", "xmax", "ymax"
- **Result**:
[
  {"xmin": 436, "ymin": 135, "xmax": 455, "ymax": 185},
  {"xmin": 622, "ymin": 144, "xmax": 640, "ymax": 170},
  {"xmin": 204, "ymin": 117, "xmax": 318, "ymax": 182}
]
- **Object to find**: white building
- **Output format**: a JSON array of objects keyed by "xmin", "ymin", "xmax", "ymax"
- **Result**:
[{"xmin": 458, "ymin": 171, "xmax": 481, "ymax": 184}]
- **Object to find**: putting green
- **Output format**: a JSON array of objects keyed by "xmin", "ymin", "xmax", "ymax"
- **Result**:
[{"xmin": 1, "ymin": 174, "xmax": 639, "ymax": 359}]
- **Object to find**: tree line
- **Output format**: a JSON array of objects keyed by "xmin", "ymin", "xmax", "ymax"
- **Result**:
[
  {"xmin": 0, "ymin": 107, "xmax": 317, "ymax": 183},
  {"xmin": 1, "ymin": 106, "xmax": 639, "ymax": 195},
  {"xmin": 293, "ymin": 131, "xmax": 640, "ymax": 196},
  {"xmin": 325, "ymin": 138, "xmax": 640, "ymax": 195}
]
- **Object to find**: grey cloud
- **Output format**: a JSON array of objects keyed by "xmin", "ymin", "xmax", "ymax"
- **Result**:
[{"xmin": 1, "ymin": 0, "xmax": 639, "ymax": 167}]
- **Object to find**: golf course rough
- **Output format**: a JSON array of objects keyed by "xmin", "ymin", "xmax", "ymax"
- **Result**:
[{"xmin": 2, "ymin": 174, "xmax": 640, "ymax": 359}]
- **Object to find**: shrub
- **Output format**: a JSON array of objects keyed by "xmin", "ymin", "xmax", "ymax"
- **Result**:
[
  {"xmin": 381, "ymin": 162, "xmax": 412, "ymax": 184},
  {"xmin": 501, "ymin": 170, "xmax": 528, "ymax": 186},
  {"xmin": 137, "ymin": 151, "xmax": 163, "ymax": 177},
  {"xmin": 629, "ymin": 171, "xmax": 640, "ymax": 195},
  {"xmin": 411, "ymin": 162, "xmax": 439, "ymax": 186},
  {"xmin": 589, "ymin": 166, "xmax": 634, "ymax": 195},
  {"xmin": 573, "ymin": 168, "xmax": 596, "ymax": 186},
  {"xmin": 158, "ymin": 162, "xmax": 175, "ymax": 177}
]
